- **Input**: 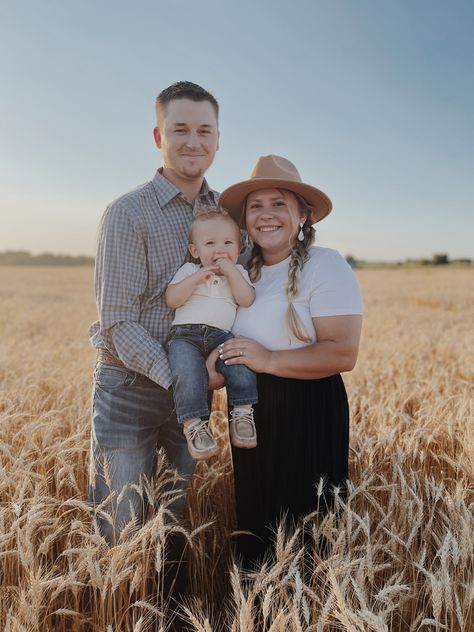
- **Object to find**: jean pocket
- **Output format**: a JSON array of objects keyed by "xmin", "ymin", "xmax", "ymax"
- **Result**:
[
  {"xmin": 169, "ymin": 325, "xmax": 187, "ymax": 337},
  {"xmin": 167, "ymin": 326, "xmax": 188, "ymax": 346},
  {"xmin": 94, "ymin": 365, "xmax": 135, "ymax": 388}
]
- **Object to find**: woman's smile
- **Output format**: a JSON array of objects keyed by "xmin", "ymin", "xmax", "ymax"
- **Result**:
[
  {"xmin": 256, "ymin": 225, "xmax": 281, "ymax": 233},
  {"xmin": 246, "ymin": 188, "xmax": 303, "ymax": 264}
]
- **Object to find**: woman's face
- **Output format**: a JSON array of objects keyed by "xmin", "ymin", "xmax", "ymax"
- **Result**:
[{"xmin": 245, "ymin": 188, "xmax": 305, "ymax": 264}]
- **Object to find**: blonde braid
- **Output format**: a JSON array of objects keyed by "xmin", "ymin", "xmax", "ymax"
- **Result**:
[
  {"xmin": 248, "ymin": 243, "xmax": 264, "ymax": 283},
  {"xmin": 285, "ymin": 220, "xmax": 313, "ymax": 343},
  {"xmin": 284, "ymin": 191, "xmax": 315, "ymax": 343}
]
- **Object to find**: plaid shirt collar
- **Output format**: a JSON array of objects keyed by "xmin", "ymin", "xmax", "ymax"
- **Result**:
[{"xmin": 152, "ymin": 168, "xmax": 218, "ymax": 209}]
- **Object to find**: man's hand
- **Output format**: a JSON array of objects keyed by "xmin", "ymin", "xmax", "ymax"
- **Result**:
[{"xmin": 206, "ymin": 347, "xmax": 225, "ymax": 390}]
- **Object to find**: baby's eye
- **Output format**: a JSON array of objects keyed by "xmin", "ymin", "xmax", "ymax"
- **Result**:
[
  {"xmin": 205, "ymin": 241, "xmax": 214, "ymax": 246},
  {"xmin": 225, "ymin": 240, "xmax": 234, "ymax": 245}
]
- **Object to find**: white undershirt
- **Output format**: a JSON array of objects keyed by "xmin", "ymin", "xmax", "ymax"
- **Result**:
[{"xmin": 232, "ymin": 246, "xmax": 363, "ymax": 351}]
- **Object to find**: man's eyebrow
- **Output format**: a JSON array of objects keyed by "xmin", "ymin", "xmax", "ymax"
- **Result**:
[{"xmin": 173, "ymin": 123, "xmax": 214, "ymax": 127}]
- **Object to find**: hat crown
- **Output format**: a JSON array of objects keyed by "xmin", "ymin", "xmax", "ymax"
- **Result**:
[{"xmin": 251, "ymin": 155, "xmax": 303, "ymax": 184}]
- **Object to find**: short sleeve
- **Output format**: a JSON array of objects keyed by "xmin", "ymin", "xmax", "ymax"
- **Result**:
[
  {"xmin": 309, "ymin": 250, "xmax": 363, "ymax": 317},
  {"xmin": 169, "ymin": 262, "xmax": 199, "ymax": 285},
  {"xmin": 236, "ymin": 264, "xmax": 253, "ymax": 286}
]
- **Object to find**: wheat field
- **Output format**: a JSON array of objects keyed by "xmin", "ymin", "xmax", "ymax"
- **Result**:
[{"xmin": 0, "ymin": 266, "xmax": 473, "ymax": 631}]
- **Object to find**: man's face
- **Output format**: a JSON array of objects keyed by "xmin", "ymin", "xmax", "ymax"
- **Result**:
[{"xmin": 154, "ymin": 99, "xmax": 219, "ymax": 181}]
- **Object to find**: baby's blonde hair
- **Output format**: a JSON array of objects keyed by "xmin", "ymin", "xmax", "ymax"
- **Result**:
[
  {"xmin": 247, "ymin": 190, "xmax": 313, "ymax": 344},
  {"xmin": 189, "ymin": 206, "xmax": 241, "ymax": 244}
]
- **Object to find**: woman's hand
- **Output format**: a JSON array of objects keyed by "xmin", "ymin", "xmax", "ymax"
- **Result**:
[
  {"xmin": 206, "ymin": 347, "xmax": 225, "ymax": 390},
  {"xmin": 218, "ymin": 336, "xmax": 273, "ymax": 374}
]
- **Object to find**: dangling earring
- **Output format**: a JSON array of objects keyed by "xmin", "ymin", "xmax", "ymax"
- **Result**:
[{"xmin": 298, "ymin": 222, "xmax": 305, "ymax": 241}]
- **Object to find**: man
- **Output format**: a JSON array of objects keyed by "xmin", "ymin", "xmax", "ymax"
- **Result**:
[{"xmin": 88, "ymin": 81, "xmax": 220, "ymax": 545}]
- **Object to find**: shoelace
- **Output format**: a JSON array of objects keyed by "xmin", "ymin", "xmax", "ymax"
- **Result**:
[
  {"xmin": 231, "ymin": 408, "xmax": 255, "ymax": 427},
  {"xmin": 186, "ymin": 422, "xmax": 211, "ymax": 442}
]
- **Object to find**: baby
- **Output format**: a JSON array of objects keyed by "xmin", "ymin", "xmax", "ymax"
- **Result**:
[{"xmin": 166, "ymin": 208, "xmax": 258, "ymax": 460}]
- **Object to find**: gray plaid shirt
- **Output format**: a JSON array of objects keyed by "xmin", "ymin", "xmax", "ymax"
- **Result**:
[{"xmin": 89, "ymin": 169, "xmax": 219, "ymax": 389}]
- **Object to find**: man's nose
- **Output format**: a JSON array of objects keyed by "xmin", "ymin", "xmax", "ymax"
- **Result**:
[{"xmin": 185, "ymin": 132, "xmax": 200, "ymax": 148}]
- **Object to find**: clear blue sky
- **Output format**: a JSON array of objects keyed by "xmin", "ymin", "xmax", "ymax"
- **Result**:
[{"xmin": 1, "ymin": 0, "xmax": 473, "ymax": 261}]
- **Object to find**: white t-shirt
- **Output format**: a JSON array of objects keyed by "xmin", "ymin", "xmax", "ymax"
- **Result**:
[
  {"xmin": 233, "ymin": 246, "xmax": 363, "ymax": 351},
  {"xmin": 170, "ymin": 262, "xmax": 252, "ymax": 331}
]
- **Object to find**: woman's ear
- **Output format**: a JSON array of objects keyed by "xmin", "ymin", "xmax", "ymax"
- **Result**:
[{"xmin": 300, "ymin": 209, "xmax": 311, "ymax": 223}]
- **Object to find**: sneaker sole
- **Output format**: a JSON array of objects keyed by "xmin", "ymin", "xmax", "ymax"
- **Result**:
[
  {"xmin": 229, "ymin": 430, "xmax": 257, "ymax": 449},
  {"xmin": 187, "ymin": 444, "xmax": 219, "ymax": 460}
]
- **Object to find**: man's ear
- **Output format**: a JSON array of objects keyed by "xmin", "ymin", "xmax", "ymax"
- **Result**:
[
  {"xmin": 153, "ymin": 127, "xmax": 162, "ymax": 149},
  {"xmin": 188, "ymin": 243, "xmax": 198, "ymax": 259}
]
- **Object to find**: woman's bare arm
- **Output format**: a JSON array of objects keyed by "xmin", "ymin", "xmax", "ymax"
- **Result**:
[{"xmin": 219, "ymin": 315, "xmax": 362, "ymax": 379}]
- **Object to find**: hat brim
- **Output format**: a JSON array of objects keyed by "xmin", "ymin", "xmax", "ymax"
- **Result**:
[{"xmin": 219, "ymin": 178, "xmax": 332, "ymax": 227}]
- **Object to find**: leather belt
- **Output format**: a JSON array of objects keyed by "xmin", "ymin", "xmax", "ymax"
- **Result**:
[{"xmin": 97, "ymin": 348, "xmax": 126, "ymax": 368}]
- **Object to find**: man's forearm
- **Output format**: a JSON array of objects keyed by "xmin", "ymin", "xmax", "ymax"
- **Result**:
[{"xmin": 111, "ymin": 321, "xmax": 172, "ymax": 389}]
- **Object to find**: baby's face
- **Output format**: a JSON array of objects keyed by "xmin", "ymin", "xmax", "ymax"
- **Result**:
[{"xmin": 188, "ymin": 218, "xmax": 240, "ymax": 268}]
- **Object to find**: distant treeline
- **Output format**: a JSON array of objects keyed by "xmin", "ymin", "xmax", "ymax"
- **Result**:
[
  {"xmin": 0, "ymin": 250, "xmax": 94, "ymax": 266},
  {"xmin": 347, "ymin": 253, "xmax": 473, "ymax": 268},
  {"xmin": 0, "ymin": 250, "xmax": 472, "ymax": 268}
]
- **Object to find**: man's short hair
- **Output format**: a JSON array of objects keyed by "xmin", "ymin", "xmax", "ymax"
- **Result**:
[{"xmin": 155, "ymin": 81, "xmax": 219, "ymax": 125}]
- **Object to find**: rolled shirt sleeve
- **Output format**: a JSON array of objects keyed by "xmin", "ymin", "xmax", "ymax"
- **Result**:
[
  {"xmin": 90, "ymin": 170, "xmax": 219, "ymax": 389},
  {"xmin": 95, "ymin": 203, "xmax": 172, "ymax": 388}
]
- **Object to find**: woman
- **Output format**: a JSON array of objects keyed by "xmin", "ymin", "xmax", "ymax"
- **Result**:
[{"xmin": 210, "ymin": 155, "xmax": 363, "ymax": 566}]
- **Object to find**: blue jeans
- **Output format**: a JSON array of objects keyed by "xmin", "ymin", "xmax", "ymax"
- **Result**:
[
  {"xmin": 167, "ymin": 324, "xmax": 258, "ymax": 424},
  {"xmin": 89, "ymin": 363, "xmax": 195, "ymax": 545}
]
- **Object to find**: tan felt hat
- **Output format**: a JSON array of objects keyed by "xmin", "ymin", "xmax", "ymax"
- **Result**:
[{"xmin": 219, "ymin": 155, "xmax": 332, "ymax": 226}]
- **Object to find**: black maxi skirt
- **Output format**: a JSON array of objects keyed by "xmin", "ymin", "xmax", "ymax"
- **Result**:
[{"xmin": 231, "ymin": 372, "xmax": 349, "ymax": 566}]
